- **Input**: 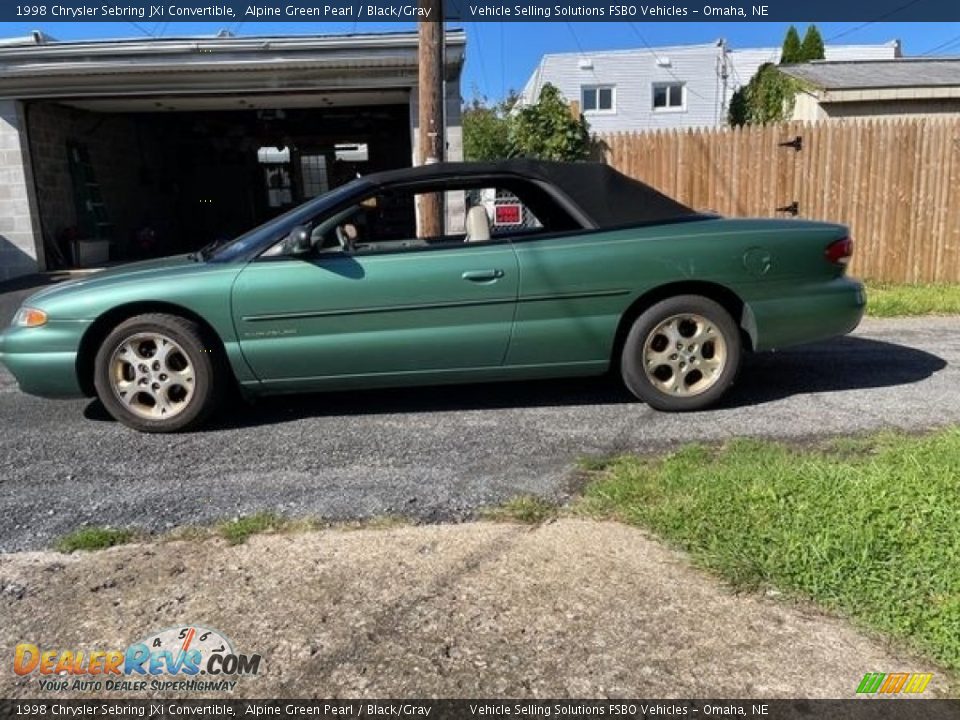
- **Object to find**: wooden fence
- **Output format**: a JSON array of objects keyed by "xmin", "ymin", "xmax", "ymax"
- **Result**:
[{"xmin": 599, "ymin": 118, "xmax": 960, "ymax": 283}]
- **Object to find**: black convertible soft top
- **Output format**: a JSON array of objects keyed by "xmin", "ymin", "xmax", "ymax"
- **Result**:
[
  {"xmin": 210, "ymin": 159, "xmax": 703, "ymax": 263},
  {"xmin": 361, "ymin": 159, "xmax": 698, "ymax": 229}
]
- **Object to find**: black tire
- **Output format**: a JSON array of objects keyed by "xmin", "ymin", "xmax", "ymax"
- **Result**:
[
  {"xmin": 93, "ymin": 313, "xmax": 224, "ymax": 432},
  {"xmin": 620, "ymin": 295, "xmax": 741, "ymax": 412}
]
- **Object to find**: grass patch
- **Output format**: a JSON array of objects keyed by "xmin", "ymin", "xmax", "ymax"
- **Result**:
[
  {"xmin": 56, "ymin": 527, "xmax": 134, "ymax": 553},
  {"xmin": 482, "ymin": 495, "xmax": 559, "ymax": 524},
  {"xmin": 216, "ymin": 512, "xmax": 289, "ymax": 545},
  {"xmin": 577, "ymin": 428, "xmax": 960, "ymax": 671},
  {"xmin": 576, "ymin": 456, "xmax": 618, "ymax": 473},
  {"xmin": 336, "ymin": 515, "xmax": 410, "ymax": 532},
  {"xmin": 866, "ymin": 282, "xmax": 960, "ymax": 317},
  {"xmin": 55, "ymin": 514, "xmax": 411, "ymax": 551},
  {"xmin": 213, "ymin": 513, "xmax": 409, "ymax": 543}
]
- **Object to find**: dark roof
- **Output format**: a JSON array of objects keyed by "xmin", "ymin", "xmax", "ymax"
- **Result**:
[
  {"xmin": 780, "ymin": 58, "xmax": 960, "ymax": 90},
  {"xmin": 362, "ymin": 159, "xmax": 696, "ymax": 228}
]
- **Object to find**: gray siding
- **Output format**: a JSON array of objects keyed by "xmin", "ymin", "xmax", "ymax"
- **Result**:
[{"xmin": 522, "ymin": 43, "xmax": 726, "ymax": 133}]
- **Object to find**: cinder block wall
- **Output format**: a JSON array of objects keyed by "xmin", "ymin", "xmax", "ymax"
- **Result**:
[
  {"xmin": 25, "ymin": 103, "xmax": 76, "ymax": 243},
  {"xmin": 0, "ymin": 100, "xmax": 40, "ymax": 282},
  {"xmin": 27, "ymin": 102, "xmax": 177, "ymax": 262}
]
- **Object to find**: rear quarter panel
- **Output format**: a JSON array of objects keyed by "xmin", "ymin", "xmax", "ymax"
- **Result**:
[{"xmin": 507, "ymin": 217, "xmax": 862, "ymax": 366}]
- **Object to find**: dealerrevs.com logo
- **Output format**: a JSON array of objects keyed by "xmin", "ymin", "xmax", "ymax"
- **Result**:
[{"xmin": 14, "ymin": 625, "xmax": 262, "ymax": 693}]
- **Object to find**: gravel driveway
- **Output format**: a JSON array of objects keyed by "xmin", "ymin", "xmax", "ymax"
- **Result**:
[
  {"xmin": 0, "ymin": 520, "xmax": 948, "ymax": 698},
  {"xmin": 0, "ymin": 295, "xmax": 956, "ymax": 552}
]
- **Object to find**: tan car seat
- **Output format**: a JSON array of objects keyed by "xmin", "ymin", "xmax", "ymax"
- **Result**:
[{"xmin": 464, "ymin": 205, "xmax": 491, "ymax": 242}]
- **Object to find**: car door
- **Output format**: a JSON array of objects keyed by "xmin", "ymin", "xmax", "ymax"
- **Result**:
[
  {"xmin": 506, "ymin": 229, "xmax": 639, "ymax": 369},
  {"xmin": 231, "ymin": 242, "xmax": 519, "ymax": 387}
]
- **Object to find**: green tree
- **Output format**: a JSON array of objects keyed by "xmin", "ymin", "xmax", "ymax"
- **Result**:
[
  {"xmin": 462, "ymin": 94, "xmax": 512, "ymax": 161},
  {"xmin": 508, "ymin": 83, "xmax": 591, "ymax": 161},
  {"xmin": 801, "ymin": 24, "xmax": 826, "ymax": 61},
  {"xmin": 728, "ymin": 63, "xmax": 800, "ymax": 126},
  {"xmin": 727, "ymin": 86, "xmax": 748, "ymax": 126},
  {"xmin": 781, "ymin": 25, "xmax": 803, "ymax": 63},
  {"xmin": 730, "ymin": 23, "xmax": 815, "ymax": 126}
]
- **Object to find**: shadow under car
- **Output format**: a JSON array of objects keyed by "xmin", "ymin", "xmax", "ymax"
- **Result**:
[{"xmin": 82, "ymin": 335, "xmax": 946, "ymax": 429}]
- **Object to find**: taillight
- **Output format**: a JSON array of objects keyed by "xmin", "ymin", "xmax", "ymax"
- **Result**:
[{"xmin": 825, "ymin": 236, "xmax": 853, "ymax": 266}]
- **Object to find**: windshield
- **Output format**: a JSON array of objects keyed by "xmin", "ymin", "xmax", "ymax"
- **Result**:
[{"xmin": 205, "ymin": 179, "xmax": 369, "ymax": 263}]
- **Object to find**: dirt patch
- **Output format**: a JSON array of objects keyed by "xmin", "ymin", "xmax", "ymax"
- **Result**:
[{"xmin": 0, "ymin": 520, "xmax": 948, "ymax": 698}]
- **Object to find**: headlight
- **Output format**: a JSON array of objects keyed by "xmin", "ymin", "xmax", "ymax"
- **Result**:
[{"xmin": 14, "ymin": 307, "xmax": 48, "ymax": 328}]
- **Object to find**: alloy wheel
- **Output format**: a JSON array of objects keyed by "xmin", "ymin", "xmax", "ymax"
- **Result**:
[
  {"xmin": 641, "ymin": 313, "xmax": 728, "ymax": 398},
  {"xmin": 108, "ymin": 333, "xmax": 196, "ymax": 420}
]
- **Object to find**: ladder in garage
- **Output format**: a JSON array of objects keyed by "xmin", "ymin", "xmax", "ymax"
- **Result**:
[{"xmin": 67, "ymin": 141, "xmax": 114, "ymax": 242}]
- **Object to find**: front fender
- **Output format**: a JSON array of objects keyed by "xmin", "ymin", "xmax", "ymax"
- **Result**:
[{"xmin": 0, "ymin": 320, "xmax": 90, "ymax": 397}]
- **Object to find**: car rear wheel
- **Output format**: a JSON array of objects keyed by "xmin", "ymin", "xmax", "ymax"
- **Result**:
[
  {"xmin": 621, "ymin": 295, "xmax": 741, "ymax": 412},
  {"xmin": 93, "ymin": 313, "xmax": 223, "ymax": 432}
]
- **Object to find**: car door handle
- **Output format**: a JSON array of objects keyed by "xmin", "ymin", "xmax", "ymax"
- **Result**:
[{"xmin": 462, "ymin": 269, "xmax": 505, "ymax": 282}]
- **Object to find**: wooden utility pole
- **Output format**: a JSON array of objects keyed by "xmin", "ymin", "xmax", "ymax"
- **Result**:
[{"xmin": 417, "ymin": 0, "xmax": 444, "ymax": 238}]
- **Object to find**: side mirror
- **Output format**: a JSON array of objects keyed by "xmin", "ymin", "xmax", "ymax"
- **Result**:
[{"xmin": 284, "ymin": 225, "xmax": 312, "ymax": 256}]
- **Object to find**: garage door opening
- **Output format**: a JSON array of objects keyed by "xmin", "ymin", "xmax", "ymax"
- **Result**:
[{"xmin": 26, "ymin": 99, "xmax": 412, "ymax": 268}]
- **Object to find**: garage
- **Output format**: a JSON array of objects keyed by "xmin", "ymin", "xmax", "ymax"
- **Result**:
[{"xmin": 0, "ymin": 30, "xmax": 465, "ymax": 279}]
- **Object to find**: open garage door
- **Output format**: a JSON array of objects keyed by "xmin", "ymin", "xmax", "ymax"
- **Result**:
[{"xmin": 25, "ymin": 95, "xmax": 412, "ymax": 268}]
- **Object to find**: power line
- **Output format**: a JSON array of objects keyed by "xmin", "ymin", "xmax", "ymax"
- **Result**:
[
  {"xmin": 564, "ymin": 21, "xmax": 590, "ymax": 58},
  {"xmin": 728, "ymin": 55, "xmax": 744, "ymax": 88},
  {"xmin": 628, "ymin": 23, "xmax": 708, "ymax": 100},
  {"xmin": 470, "ymin": 22, "xmax": 490, "ymax": 98},
  {"xmin": 563, "ymin": 21, "xmax": 600, "ymax": 84},
  {"xmin": 127, "ymin": 22, "xmax": 154, "ymax": 37},
  {"xmin": 826, "ymin": 0, "xmax": 929, "ymax": 41},
  {"xmin": 499, "ymin": 22, "xmax": 505, "ymax": 98},
  {"xmin": 921, "ymin": 33, "xmax": 960, "ymax": 55}
]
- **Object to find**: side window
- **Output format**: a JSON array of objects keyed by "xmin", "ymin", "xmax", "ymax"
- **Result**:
[
  {"xmin": 263, "ymin": 179, "xmax": 581, "ymax": 258},
  {"xmin": 316, "ymin": 185, "xmax": 552, "ymax": 254},
  {"xmin": 298, "ymin": 194, "xmax": 415, "ymax": 256}
]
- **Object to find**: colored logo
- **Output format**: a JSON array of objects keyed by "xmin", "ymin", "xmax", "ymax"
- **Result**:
[
  {"xmin": 856, "ymin": 672, "xmax": 933, "ymax": 695},
  {"xmin": 13, "ymin": 625, "xmax": 261, "ymax": 693}
]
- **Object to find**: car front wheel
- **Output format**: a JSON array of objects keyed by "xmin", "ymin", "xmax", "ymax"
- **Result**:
[
  {"xmin": 93, "ymin": 313, "xmax": 223, "ymax": 432},
  {"xmin": 621, "ymin": 295, "xmax": 741, "ymax": 412}
]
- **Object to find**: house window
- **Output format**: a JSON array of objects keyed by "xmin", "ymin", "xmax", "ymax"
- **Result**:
[
  {"xmin": 653, "ymin": 82, "xmax": 685, "ymax": 111},
  {"xmin": 581, "ymin": 85, "xmax": 615, "ymax": 113},
  {"xmin": 299, "ymin": 154, "xmax": 329, "ymax": 199}
]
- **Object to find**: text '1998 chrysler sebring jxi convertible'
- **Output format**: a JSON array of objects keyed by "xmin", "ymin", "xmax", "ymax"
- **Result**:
[{"xmin": 0, "ymin": 160, "xmax": 865, "ymax": 432}]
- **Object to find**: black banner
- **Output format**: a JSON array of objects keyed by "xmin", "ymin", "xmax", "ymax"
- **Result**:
[{"xmin": 1, "ymin": 700, "xmax": 960, "ymax": 720}]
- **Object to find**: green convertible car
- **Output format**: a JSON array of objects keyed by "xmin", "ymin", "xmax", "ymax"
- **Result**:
[{"xmin": 0, "ymin": 160, "xmax": 865, "ymax": 432}]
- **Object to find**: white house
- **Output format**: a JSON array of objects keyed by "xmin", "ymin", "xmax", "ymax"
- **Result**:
[{"xmin": 518, "ymin": 39, "xmax": 902, "ymax": 133}]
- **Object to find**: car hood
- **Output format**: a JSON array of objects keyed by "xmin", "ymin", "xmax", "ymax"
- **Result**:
[
  {"xmin": 20, "ymin": 254, "xmax": 243, "ymax": 322},
  {"xmin": 26, "ymin": 255, "xmax": 203, "ymax": 306}
]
